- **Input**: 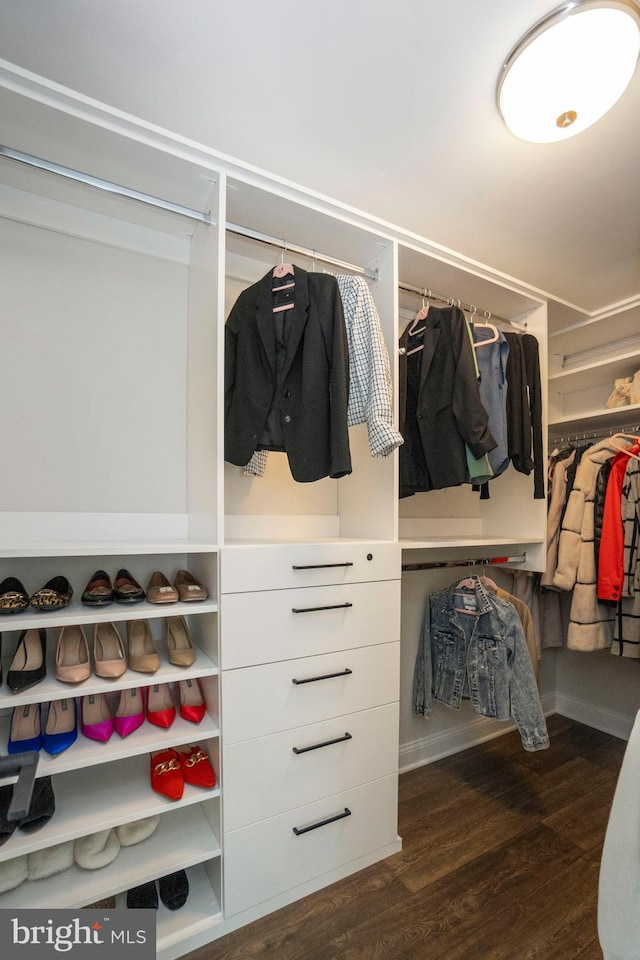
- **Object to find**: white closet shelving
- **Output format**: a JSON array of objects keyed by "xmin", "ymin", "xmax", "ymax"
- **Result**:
[{"xmin": 0, "ymin": 56, "xmax": 551, "ymax": 959}]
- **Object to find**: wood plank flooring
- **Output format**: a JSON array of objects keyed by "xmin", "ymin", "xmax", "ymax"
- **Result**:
[{"xmin": 185, "ymin": 715, "xmax": 626, "ymax": 960}]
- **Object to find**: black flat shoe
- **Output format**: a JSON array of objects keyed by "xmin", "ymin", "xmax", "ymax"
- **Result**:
[
  {"xmin": 18, "ymin": 776, "xmax": 55, "ymax": 834},
  {"xmin": 114, "ymin": 569, "xmax": 145, "ymax": 604},
  {"xmin": 30, "ymin": 577, "xmax": 73, "ymax": 612},
  {"xmin": 158, "ymin": 870, "xmax": 189, "ymax": 910},
  {"xmin": 7, "ymin": 629, "xmax": 47, "ymax": 693},
  {"xmin": 0, "ymin": 577, "xmax": 30, "ymax": 615},
  {"xmin": 126, "ymin": 881, "xmax": 158, "ymax": 910},
  {"xmin": 81, "ymin": 570, "xmax": 114, "ymax": 606}
]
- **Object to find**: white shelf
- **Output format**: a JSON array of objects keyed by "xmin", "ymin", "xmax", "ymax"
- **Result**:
[
  {"xmin": 400, "ymin": 537, "xmax": 544, "ymax": 551},
  {"xmin": 548, "ymin": 350, "xmax": 640, "ymax": 393},
  {"xmin": 0, "ymin": 598, "xmax": 218, "ymax": 632},
  {"xmin": 156, "ymin": 862, "xmax": 223, "ymax": 952},
  {"xmin": 0, "ymin": 540, "xmax": 219, "ymax": 559},
  {"xmin": 0, "ymin": 752, "xmax": 220, "ymax": 861},
  {"xmin": 0, "ymin": 646, "xmax": 218, "ymax": 709},
  {"xmin": 0, "ymin": 710, "xmax": 220, "ymax": 778},
  {"xmin": 549, "ymin": 403, "xmax": 640, "ymax": 434},
  {"xmin": 0, "ymin": 805, "xmax": 221, "ymax": 908}
]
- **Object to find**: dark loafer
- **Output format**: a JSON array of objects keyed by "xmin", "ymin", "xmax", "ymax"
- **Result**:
[
  {"xmin": 114, "ymin": 569, "xmax": 145, "ymax": 604},
  {"xmin": 30, "ymin": 576, "xmax": 73, "ymax": 612},
  {"xmin": 7, "ymin": 629, "xmax": 47, "ymax": 693},
  {"xmin": 0, "ymin": 577, "xmax": 30, "ymax": 615},
  {"xmin": 81, "ymin": 570, "xmax": 114, "ymax": 606}
]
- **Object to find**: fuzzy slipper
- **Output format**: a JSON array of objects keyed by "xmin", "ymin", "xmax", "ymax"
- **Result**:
[
  {"xmin": 115, "ymin": 815, "xmax": 160, "ymax": 847},
  {"xmin": 0, "ymin": 855, "xmax": 28, "ymax": 893},
  {"xmin": 158, "ymin": 870, "xmax": 189, "ymax": 911},
  {"xmin": 126, "ymin": 881, "xmax": 158, "ymax": 910},
  {"xmin": 74, "ymin": 828, "xmax": 121, "ymax": 870},
  {"xmin": 27, "ymin": 840, "xmax": 74, "ymax": 880}
]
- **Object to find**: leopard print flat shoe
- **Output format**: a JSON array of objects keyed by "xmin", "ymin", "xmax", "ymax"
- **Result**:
[
  {"xmin": 30, "ymin": 576, "xmax": 73, "ymax": 612},
  {"xmin": 0, "ymin": 577, "xmax": 30, "ymax": 615}
]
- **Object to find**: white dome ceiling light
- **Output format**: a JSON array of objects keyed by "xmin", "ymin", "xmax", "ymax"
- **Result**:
[{"xmin": 497, "ymin": 0, "xmax": 640, "ymax": 142}]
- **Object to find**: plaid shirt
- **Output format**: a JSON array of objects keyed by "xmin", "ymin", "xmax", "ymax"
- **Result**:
[{"xmin": 243, "ymin": 274, "xmax": 402, "ymax": 478}]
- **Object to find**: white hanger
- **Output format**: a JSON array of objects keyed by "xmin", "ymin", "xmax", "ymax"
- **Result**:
[
  {"xmin": 473, "ymin": 309, "xmax": 500, "ymax": 347},
  {"xmin": 610, "ymin": 432, "xmax": 640, "ymax": 462},
  {"xmin": 406, "ymin": 290, "xmax": 431, "ymax": 356}
]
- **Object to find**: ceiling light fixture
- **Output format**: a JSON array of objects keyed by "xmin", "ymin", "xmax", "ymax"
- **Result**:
[{"xmin": 497, "ymin": 0, "xmax": 640, "ymax": 142}]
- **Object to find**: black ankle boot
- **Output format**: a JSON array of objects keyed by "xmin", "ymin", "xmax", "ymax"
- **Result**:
[
  {"xmin": 127, "ymin": 881, "xmax": 158, "ymax": 910},
  {"xmin": 18, "ymin": 776, "xmax": 55, "ymax": 833},
  {"xmin": 158, "ymin": 870, "xmax": 189, "ymax": 911},
  {"xmin": 0, "ymin": 784, "xmax": 18, "ymax": 846}
]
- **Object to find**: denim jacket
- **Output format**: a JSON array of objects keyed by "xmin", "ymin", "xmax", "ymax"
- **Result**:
[{"xmin": 413, "ymin": 577, "xmax": 549, "ymax": 752}]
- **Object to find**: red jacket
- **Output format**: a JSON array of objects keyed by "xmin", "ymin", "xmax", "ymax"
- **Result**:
[{"xmin": 598, "ymin": 445, "xmax": 640, "ymax": 601}]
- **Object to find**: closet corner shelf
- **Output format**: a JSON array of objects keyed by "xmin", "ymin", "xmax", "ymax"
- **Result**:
[
  {"xmin": 0, "ymin": 539, "xmax": 219, "ymax": 559},
  {"xmin": 400, "ymin": 537, "xmax": 544, "ymax": 552}
]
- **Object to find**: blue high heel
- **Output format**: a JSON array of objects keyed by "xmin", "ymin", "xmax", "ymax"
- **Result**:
[
  {"xmin": 8, "ymin": 702, "xmax": 42, "ymax": 754},
  {"xmin": 43, "ymin": 699, "xmax": 78, "ymax": 755}
]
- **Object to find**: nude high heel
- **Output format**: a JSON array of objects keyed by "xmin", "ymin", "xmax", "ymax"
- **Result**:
[
  {"xmin": 126, "ymin": 620, "xmax": 160, "ymax": 674},
  {"xmin": 165, "ymin": 617, "xmax": 196, "ymax": 668},
  {"xmin": 93, "ymin": 622, "xmax": 127, "ymax": 679},
  {"xmin": 55, "ymin": 625, "xmax": 91, "ymax": 684}
]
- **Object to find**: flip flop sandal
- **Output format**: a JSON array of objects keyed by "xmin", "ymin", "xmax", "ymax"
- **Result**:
[
  {"xmin": 30, "ymin": 576, "xmax": 73, "ymax": 611},
  {"xmin": 0, "ymin": 577, "xmax": 30, "ymax": 615}
]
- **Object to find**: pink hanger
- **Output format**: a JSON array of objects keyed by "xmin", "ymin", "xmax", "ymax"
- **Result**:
[
  {"xmin": 472, "ymin": 309, "xmax": 500, "ymax": 347},
  {"xmin": 272, "ymin": 253, "xmax": 295, "ymax": 312},
  {"xmin": 406, "ymin": 291, "xmax": 431, "ymax": 356},
  {"xmin": 610, "ymin": 433, "xmax": 640, "ymax": 462}
]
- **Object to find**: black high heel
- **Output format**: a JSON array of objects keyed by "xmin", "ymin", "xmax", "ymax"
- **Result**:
[{"xmin": 7, "ymin": 629, "xmax": 47, "ymax": 693}]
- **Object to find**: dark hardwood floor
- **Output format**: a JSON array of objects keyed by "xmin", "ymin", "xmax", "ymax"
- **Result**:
[{"xmin": 185, "ymin": 714, "xmax": 626, "ymax": 960}]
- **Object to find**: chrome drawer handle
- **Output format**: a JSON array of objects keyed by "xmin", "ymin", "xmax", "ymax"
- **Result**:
[
  {"xmin": 292, "ymin": 668, "xmax": 352, "ymax": 685},
  {"xmin": 293, "ymin": 807, "xmax": 352, "ymax": 836},
  {"xmin": 291, "ymin": 602, "xmax": 353, "ymax": 614},
  {"xmin": 292, "ymin": 562, "xmax": 354, "ymax": 570},
  {"xmin": 292, "ymin": 732, "xmax": 352, "ymax": 755}
]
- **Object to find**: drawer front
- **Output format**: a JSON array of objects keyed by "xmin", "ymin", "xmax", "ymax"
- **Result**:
[
  {"xmin": 221, "ymin": 579, "xmax": 400, "ymax": 669},
  {"xmin": 223, "ymin": 702, "xmax": 399, "ymax": 831},
  {"xmin": 222, "ymin": 641, "xmax": 399, "ymax": 744},
  {"xmin": 223, "ymin": 774, "xmax": 398, "ymax": 917},
  {"xmin": 221, "ymin": 541, "xmax": 400, "ymax": 593}
]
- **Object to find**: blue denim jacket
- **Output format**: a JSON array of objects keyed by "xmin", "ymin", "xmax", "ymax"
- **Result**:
[{"xmin": 413, "ymin": 577, "xmax": 549, "ymax": 752}]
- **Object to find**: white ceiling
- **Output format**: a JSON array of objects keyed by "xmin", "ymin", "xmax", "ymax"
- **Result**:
[{"xmin": 1, "ymin": 0, "xmax": 639, "ymax": 316}]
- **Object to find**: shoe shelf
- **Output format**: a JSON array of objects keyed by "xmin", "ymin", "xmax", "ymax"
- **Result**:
[
  {"xmin": 0, "ymin": 753, "xmax": 220, "ymax": 861},
  {"xmin": 153, "ymin": 862, "xmax": 223, "ymax": 953},
  {"xmin": 0, "ymin": 804, "xmax": 221, "ymax": 909},
  {"xmin": 0, "ymin": 540, "xmax": 219, "ymax": 560},
  {"xmin": 0, "ymin": 598, "xmax": 219, "ymax": 632},
  {"xmin": 0, "ymin": 711, "xmax": 220, "ymax": 780},
  {"xmin": 0, "ymin": 647, "xmax": 219, "ymax": 709}
]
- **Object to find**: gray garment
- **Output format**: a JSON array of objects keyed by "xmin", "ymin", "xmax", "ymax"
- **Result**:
[
  {"xmin": 412, "ymin": 576, "xmax": 549, "ymax": 752},
  {"xmin": 244, "ymin": 274, "xmax": 402, "ymax": 477},
  {"xmin": 473, "ymin": 326, "xmax": 510, "ymax": 477},
  {"xmin": 540, "ymin": 449, "xmax": 576, "ymax": 588}
]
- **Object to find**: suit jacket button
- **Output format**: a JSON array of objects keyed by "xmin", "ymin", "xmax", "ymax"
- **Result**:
[
  {"xmin": 284, "ymin": 390, "xmax": 291, "ymax": 398},
  {"xmin": 283, "ymin": 415, "xmax": 291, "ymax": 423}
]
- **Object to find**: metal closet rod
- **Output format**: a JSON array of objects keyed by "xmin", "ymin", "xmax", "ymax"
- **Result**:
[
  {"xmin": 0, "ymin": 144, "xmax": 379, "ymax": 280},
  {"xmin": 398, "ymin": 280, "xmax": 521, "ymax": 329},
  {"xmin": 225, "ymin": 222, "xmax": 379, "ymax": 280},
  {"xmin": 551, "ymin": 422, "xmax": 640, "ymax": 445},
  {"xmin": 402, "ymin": 554, "xmax": 527, "ymax": 572}
]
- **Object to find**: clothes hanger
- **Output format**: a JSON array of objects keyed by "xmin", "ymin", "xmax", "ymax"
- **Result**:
[
  {"xmin": 406, "ymin": 290, "xmax": 431, "ymax": 356},
  {"xmin": 472, "ymin": 309, "xmax": 500, "ymax": 347},
  {"xmin": 272, "ymin": 246, "xmax": 296, "ymax": 312},
  {"xmin": 610, "ymin": 432, "xmax": 640, "ymax": 462}
]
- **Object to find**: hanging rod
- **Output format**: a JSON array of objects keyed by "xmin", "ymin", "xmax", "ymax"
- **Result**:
[
  {"xmin": 0, "ymin": 144, "xmax": 212, "ymax": 224},
  {"xmin": 550, "ymin": 422, "xmax": 640, "ymax": 446},
  {"xmin": 398, "ymin": 280, "xmax": 525, "ymax": 329},
  {"xmin": 402, "ymin": 553, "xmax": 527, "ymax": 572},
  {"xmin": 225, "ymin": 222, "xmax": 378, "ymax": 281}
]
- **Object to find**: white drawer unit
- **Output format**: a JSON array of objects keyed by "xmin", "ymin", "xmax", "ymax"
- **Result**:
[
  {"xmin": 222, "ymin": 641, "xmax": 399, "ymax": 744},
  {"xmin": 221, "ymin": 579, "xmax": 401, "ymax": 669},
  {"xmin": 221, "ymin": 541, "xmax": 400, "ymax": 593},
  {"xmin": 223, "ymin": 702, "xmax": 399, "ymax": 831},
  {"xmin": 223, "ymin": 774, "xmax": 399, "ymax": 917}
]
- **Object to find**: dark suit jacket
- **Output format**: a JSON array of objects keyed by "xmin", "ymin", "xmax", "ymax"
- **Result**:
[
  {"xmin": 225, "ymin": 266, "xmax": 352, "ymax": 483},
  {"xmin": 399, "ymin": 305, "xmax": 496, "ymax": 491}
]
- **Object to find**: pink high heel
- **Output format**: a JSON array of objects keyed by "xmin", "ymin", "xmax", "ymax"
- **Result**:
[
  {"xmin": 81, "ymin": 693, "xmax": 114, "ymax": 742},
  {"xmin": 114, "ymin": 687, "xmax": 145, "ymax": 737},
  {"xmin": 178, "ymin": 678, "xmax": 206, "ymax": 724}
]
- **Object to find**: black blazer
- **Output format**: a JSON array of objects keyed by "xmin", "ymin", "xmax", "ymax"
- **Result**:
[
  {"xmin": 225, "ymin": 266, "xmax": 352, "ymax": 483},
  {"xmin": 399, "ymin": 305, "xmax": 496, "ymax": 491}
]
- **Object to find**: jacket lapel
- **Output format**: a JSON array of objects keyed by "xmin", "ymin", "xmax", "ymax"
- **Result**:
[
  {"xmin": 255, "ymin": 270, "xmax": 277, "ymax": 374},
  {"xmin": 419, "ymin": 309, "xmax": 441, "ymax": 394},
  {"xmin": 281, "ymin": 266, "xmax": 310, "ymax": 383}
]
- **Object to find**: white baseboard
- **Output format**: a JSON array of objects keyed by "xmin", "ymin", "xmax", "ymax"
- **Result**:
[
  {"xmin": 399, "ymin": 693, "xmax": 557, "ymax": 773},
  {"xmin": 555, "ymin": 692, "xmax": 633, "ymax": 741}
]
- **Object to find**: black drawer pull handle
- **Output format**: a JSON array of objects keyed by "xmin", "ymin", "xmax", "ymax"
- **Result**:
[
  {"xmin": 292, "ymin": 668, "xmax": 352, "ymax": 685},
  {"xmin": 293, "ymin": 732, "xmax": 353, "ymax": 755},
  {"xmin": 293, "ymin": 807, "xmax": 352, "ymax": 836},
  {"xmin": 292, "ymin": 562, "xmax": 354, "ymax": 570},
  {"xmin": 292, "ymin": 602, "xmax": 353, "ymax": 614}
]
